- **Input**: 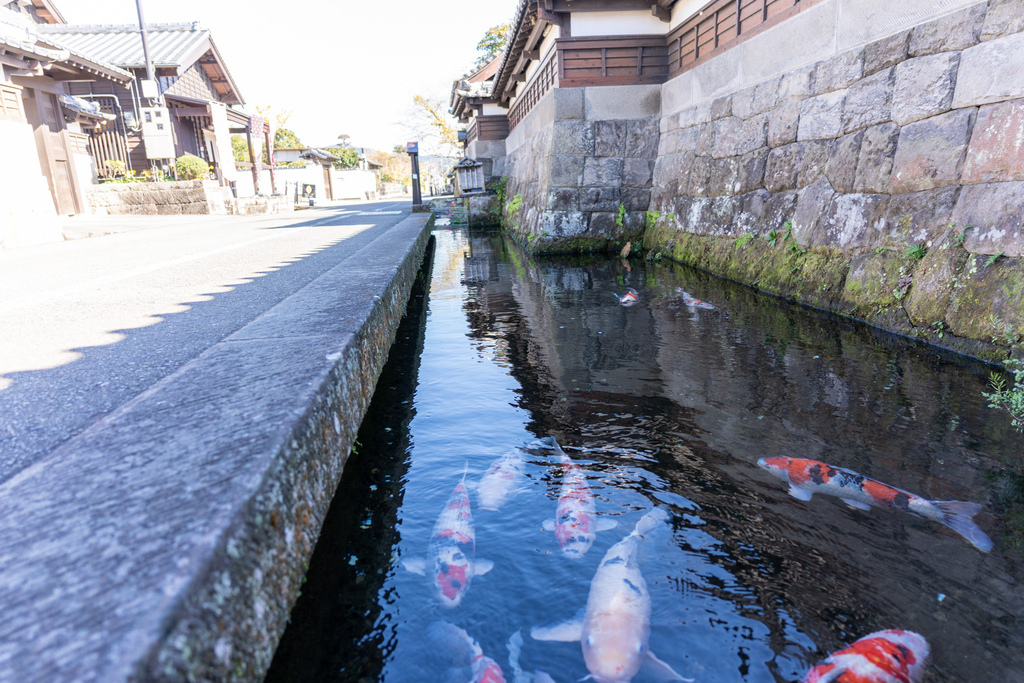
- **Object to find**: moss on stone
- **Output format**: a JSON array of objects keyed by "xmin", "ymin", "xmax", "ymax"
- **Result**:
[
  {"xmin": 948, "ymin": 255, "xmax": 1024, "ymax": 343},
  {"xmin": 842, "ymin": 251, "xmax": 907, "ymax": 313},
  {"xmin": 905, "ymin": 231, "xmax": 969, "ymax": 328}
]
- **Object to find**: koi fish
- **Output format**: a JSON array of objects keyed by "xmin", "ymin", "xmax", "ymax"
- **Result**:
[
  {"xmin": 477, "ymin": 448, "xmax": 527, "ymax": 512},
  {"xmin": 613, "ymin": 288, "xmax": 640, "ymax": 305},
  {"xmin": 757, "ymin": 456, "xmax": 993, "ymax": 552},
  {"xmin": 428, "ymin": 621, "xmax": 506, "ymax": 683},
  {"xmin": 802, "ymin": 629, "xmax": 929, "ymax": 683},
  {"xmin": 402, "ymin": 467, "xmax": 494, "ymax": 607},
  {"xmin": 538, "ymin": 437, "xmax": 617, "ymax": 559},
  {"xmin": 507, "ymin": 630, "xmax": 556, "ymax": 683},
  {"xmin": 678, "ymin": 289, "xmax": 715, "ymax": 310},
  {"xmin": 532, "ymin": 508, "xmax": 689, "ymax": 683}
]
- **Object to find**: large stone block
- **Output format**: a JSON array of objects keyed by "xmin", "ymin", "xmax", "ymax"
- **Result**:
[
  {"xmin": 704, "ymin": 195, "xmax": 743, "ymax": 236},
  {"xmin": 890, "ymin": 108, "xmax": 975, "ymax": 193},
  {"xmin": 553, "ymin": 87, "xmax": 585, "ymax": 120},
  {"xmin": 733, "ymin": 77, "xmax": 782, "ymax": 119},
  {"xmin": 842, "ymin": 67, "xmax": 895, "ymax": 133},
  {"xmin": 585, "ymin": 84, "xmax": 661, "ymax": 119},
  {"xmin": 825, "ymin": 130, "xmax": 865, "ymax": 194},
  {"xmin": 981, "ymin": 0, "xmax": 1024, "ymax": 41},
  {"xmin": 798, "ymin": 90, "xmax": 847, "ymax": 141},
  {"xmin": 594, "ymin": 120, "xmax": 627, "ymax": 157},
  {"xmin": 548, "ymin": 188, "xmax": 580, "ymax": 211},
  {"xmin": 854, "ymin": 123, "xmax": 900, "ymax": 193},
  {"xmin": 962, "ymin": 98, "xmax": 1024, "ymax": 183},
  {"xmin": 792, "ymin": 177, "xmax": 836, "ymax": 246},
  {"xmin": 708, "ymin": 147, "xmax": 768, "ymax": 196},
  {"xmin": 541, "ymin": 210, "xmax": 588, "ymax": 237},
  {"xmin": 549, "ymin": 155, "xmax": 584, "ymax": 187},
  {"xmin": 620, "ymin": 186, "xmax": 651, "ymax": 212},
  {"xmin": 842, "ymin": 251, "xmax": 906, "ymax": 309},
  {"xmin": 580, "ymin": 186, "xmax": 622, "ymax": 212},
  {"xmin": 952, "ymin": 31, "xmax": 1024, "ymax": 108},
  {"xmin": 696, "ymin": 122, "xmax": 715, "ymax": 156},
  {"xmin": 884, "ymin": 186, "xmax": 961, "ymax": 246},
  {"xmin": 687, "ymin": 155, "xmax": 714, "ymax": 197},
  {"xmin": 762, "ymin": 191, "xmax": 799, "ymax": 236},
  {"xmin": 818, "ymin": 193, "xmax": 890, "ymax": 249},
  {"xmin": 905, "ymin": 230, "xmax": 968, "ymax": 326},
  {"xmin": 623, "ymin": 158, "xmax": 653, "ymax": 187},
  {"xmin": 675, "ymin": 151, "xmax": 696, "ymax": 193},
  {"xmin": 909, "ymin": 3, "xmax": 985, "ymax": 56},
  {"xmin": 551, "ymin": 120, "xmax": 595, "ymax": 155},
  {"xmin": 892, "ymin": 52, "xmax": 960, "ymax": 126},
  {"xmin": 778, "ymin": 66, "xmax": 816, "ymax": 104},
  {"xmin": 711, "ymin": 114, "xmax": 768, "ymax": 158},
  {"xmin": 625, "ymin": 119, "xmax": 661, "ymax": 158},
  {"xmin": 767, "ymin": 101, "xmax": 801, "ymax": 148},
  {"xmin": 711, "ymin": 95, "xmax": 732, "ymax": 120},
  {"xmin": 864, "ymin": 30, "xmax": 911, "ymax": 76},
  {"xmin": 813, "ymin": 48, "xmax": 865, "ymax": 95},
  {"xmin": 676, "ymin": 102, "xmax": 713, "ymax": 129},
  {"xmin": 733, "ymin": 189, "xmax": 772, "ymax": 234},
  {"xmin": 765, "ymin": 140, "xmax": 829, "ymax": 193},
  {"xmin": 953, "ymin": 181, "xmax": 1024, "ymax": 255},
  {"xmin": 583, "ymin": 157, "xmax": 624, "ymax": 187}
]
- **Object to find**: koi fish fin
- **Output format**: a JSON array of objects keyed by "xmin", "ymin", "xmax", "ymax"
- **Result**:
[
  {"xmin": 787, "ymin": 484, "xmax": 815, "ymax": 502},
  {"xmin": 460, "ymin": 461, "xmax": 469, "ymax": 485},
  {"xmin": 401, "ymin": 558, "xmax": 426, "ymax": 575},
  {"xmin": 507, "ymin": 630, "xmax": 525, "ymax": 678},
  {"xmin": 842, "ymin": 498, "xmax": 872, "ymax": 511},
  {"xmin": 541, "ymin": 518, "xmax": 555, "ymax": 531},
  {"xmin": 534, "ymin": 672, "xmax": 556, "ymax": 683},
  {"xmin": 812, "ymin": 665, "xmax": 848, "ymax": 683},
  {"xmin": 531, "ymin": 613, "xmax": 584, "ymax": 642},
  {"xmin": 644, "ymin": 650, "xmax": 692, "ymax": 681},
  {"xmin": 596, "ymin": 518, "xmax": 619, "ymax": 532},
  {"xmin": 474, "ymin": 559, "xmax": 495, "ymax": 576},
  {"xmin": 932, "ymin": 500, "xmax": 993, "ymax": 552}
]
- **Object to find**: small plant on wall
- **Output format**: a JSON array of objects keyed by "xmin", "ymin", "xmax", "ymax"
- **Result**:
[{"xmin": 175, "ymin": 154, "xmax": 211, "ymax": 181}]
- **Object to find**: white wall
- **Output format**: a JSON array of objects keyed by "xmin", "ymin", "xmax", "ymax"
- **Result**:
[
  {"xmin": 572, "ymin": 10, "xmax": 667, "ymax": 36},
  {"xmin": 670, "ymin": 0, "xmax": 710, "ymax": 30},
  {"xmin": 0, "ymin": 120, "xmax": 63, "ymax": 248},
  {"xmin": 331, "ymin": 168, "xmax": 377, "ymax": 200}
]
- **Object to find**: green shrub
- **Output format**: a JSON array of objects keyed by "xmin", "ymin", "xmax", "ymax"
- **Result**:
[{"xmin": 175, "ymin": 154, "xmax": 210, "ymax": 181}]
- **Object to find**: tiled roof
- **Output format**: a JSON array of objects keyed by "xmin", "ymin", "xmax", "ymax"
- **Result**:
[{"xmin": 36, "ymin": 23, "xmax": 209, "ymax": 69}]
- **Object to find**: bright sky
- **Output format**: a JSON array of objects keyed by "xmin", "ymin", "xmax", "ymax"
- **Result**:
[{"xmin": 60, "ymin": 0, "xmax": 516, "ymax": 152}]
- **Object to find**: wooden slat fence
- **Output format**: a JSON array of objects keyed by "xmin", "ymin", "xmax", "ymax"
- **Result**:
[
  {"xmin": 508, "ymin": 54, "xmax": 557, "ymax": 131},
  {"xmin": 557, "ymin": 35, "xmax": 668, "ymax": 88}
]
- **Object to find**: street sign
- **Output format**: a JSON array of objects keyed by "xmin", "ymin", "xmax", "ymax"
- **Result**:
[{"xmin": 406, "ymin": 142, "xmax": 418, "ymax": 154}]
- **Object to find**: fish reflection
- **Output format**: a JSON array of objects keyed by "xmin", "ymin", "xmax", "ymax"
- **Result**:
[
  {"xmin": 532, "ymin": 508, "xmax": 689, "ymax": 683},
  {"xmin": 402, "ymin": 467, "xmax": 494, "ymax": 607},
  {"xmin": 477, "ymin": 448, "xmax": 527, "ymax": 512},
  {"xmin": 802, "ymin": 629, "xmax": 929, "ymax": 683},
  {"xmin": 758, "ymin": 456, "xmax": 993, "ymax": 552},
  {"xmin": 539, "ymin": 437, "xmax": 617, "ymax": 559},
  {"xmin": 507, "ymin": 630, "xmax": 556, "ymax": 683},
  {"xmin": 428, "ymin": 621, "xmax": 506, "ymax": 682}
]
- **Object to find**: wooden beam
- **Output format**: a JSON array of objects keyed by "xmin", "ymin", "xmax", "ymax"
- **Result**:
[
  {"xmin": 537, "ymin": 7, "xmax": 562, "ymax": 25},
  {"xmin": 172, "ymin": 107, "xmax": 210, "ymax": 117},
  {"xmin": 552, "ymin": 0, "xmax": 649, "ymax": 10},
  {"xmin": 513, "ymin": 73, "xmax": 527, "ymax": 82},
  {"xmin": 525, "ymin": 49, "xmax": 540, "ymax": 60},
  {"xmin": 652, "ymin": 3, "xmax": 671, "ymax": 20}
]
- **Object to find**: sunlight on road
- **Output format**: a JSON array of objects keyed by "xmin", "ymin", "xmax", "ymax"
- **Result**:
[{"xmin": 0, "ymin": 218, "xmax": 376, "ymax": 387}]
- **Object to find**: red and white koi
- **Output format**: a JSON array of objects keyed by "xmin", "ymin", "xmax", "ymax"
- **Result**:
[
  {"xmin": 428, "ymin": 621, "xmax": 506, "ymax": 683},
  {"xmin": 677, "ymin": 289, "xmax": 715, "ymax": 311},
  {"xmin": 402, "ymin": 467, "xmax": 494, "ymax": 607},
  {"xmin": 757, "ymin": 456, "xmax": 993, "ymax": 552},
  {"xmin": 539, "ymin": 437, "xmax": 617, "ymax": 559},
  {"xmin": 614, "ymin": 288, "xmax": 640, "ymax": 306},
  {"xmin": 801, "ymin": 629, "xmax": 929, "ymax": 683},
  {"xmin": 532, "ymin": 508, "xmax": 689, "ymax": 683},
  {"xmin": 477, "ymin": 448, "xmax": 527, "ymax": 512}
]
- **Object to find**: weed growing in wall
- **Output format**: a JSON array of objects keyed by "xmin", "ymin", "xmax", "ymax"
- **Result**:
[
  {"xmin": 616, "ymin": 203, "xmax": 626, "ymax": 228},
  {"xmin": 984, "ymin": 317, "xmax": 1024, "ymax": 431}
]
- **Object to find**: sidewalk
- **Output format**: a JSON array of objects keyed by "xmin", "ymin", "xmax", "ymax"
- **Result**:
[{"xmin": 0, "ymin": 210, "xmax": 433, "ymax": 682}]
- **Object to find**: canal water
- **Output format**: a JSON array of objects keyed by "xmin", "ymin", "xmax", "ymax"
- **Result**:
[{"xmin": 267, "ymin": 227, "xmax": 1024, "ymax": 683}]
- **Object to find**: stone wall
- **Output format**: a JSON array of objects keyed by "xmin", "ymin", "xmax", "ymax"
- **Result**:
[
  {"xmin": 85, "ymin": 180, "xmax": 229, "ymax": 216},
  {"xmin": 501, "ymin": 84, "xmax": 662, "ymax": 253},
  {"xmin": 644, "ymin": 0, "xmax": 1024, "ymax": 357}
]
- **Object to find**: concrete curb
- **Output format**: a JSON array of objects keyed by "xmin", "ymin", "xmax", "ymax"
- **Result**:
[{"xmin": 0, "ymin": 213, "xmax": 434, "ymax": 682}]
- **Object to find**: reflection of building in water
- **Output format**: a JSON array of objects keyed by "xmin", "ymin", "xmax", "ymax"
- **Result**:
[{"xmin": 459, "ymin": 230, "xmax": 1024, "ymax": 681}]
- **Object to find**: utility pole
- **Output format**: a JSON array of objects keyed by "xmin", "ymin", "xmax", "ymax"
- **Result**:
[{"xmin": 406, "ymin": 141, "xmax": 422, "ymax": 206}]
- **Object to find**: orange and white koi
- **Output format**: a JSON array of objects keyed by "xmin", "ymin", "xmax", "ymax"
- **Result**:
[
  {"xmin": 802, "ymin": 629, "xmax": 929, "ymax": 683},
  {"xmin": 539, "ymin": 437, "xmax": 617, "ymax": 559},
  {"xmin": 428, "ymin": 621, "xmax": 506, "ymax": 683},
  {"xmin": 614, "ymin": 288, "xmax": 640, "ymax": 305},
  {"xmin": 532, "ymin": 508, "xmax": 688, "ymax": 683},
  {"xmin": 477, "ymin": 448, "xmax": 527, "ymax": 512},
  {"xmin": 679, "ymin": 290, "xmax": 715, "ymax": 310},
  {"xmin": 757, "ymin": 456, "xmax": 992, "ymax": 552},
  {"xmin": 402, "ymin": 467, "xmax": 494, "ymax": 607}
]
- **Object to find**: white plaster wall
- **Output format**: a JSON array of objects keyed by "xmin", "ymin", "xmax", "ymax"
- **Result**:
[
  {"xmin": 0, "ymin": 120, "xmax": 63, "ymax": 248},
  {"xmin": 670, "ymin": 0, "xmax": 710, "ymax": 30},
  {"xmin": 482, "ymin": 103, "xmax": 505, "ymax": 116},
  {"xmin": 209, "ymin": 102, "xmax": 239, "ymax": 184},
  {"xmin": 571, "ymin": 10, "xmax": 667, "ymax": 37}
]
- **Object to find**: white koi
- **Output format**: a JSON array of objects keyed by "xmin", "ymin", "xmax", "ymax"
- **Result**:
[
  {"xmin": 539, "ymin": 437, "xmax": 617, "ymax": 559},
  {"xmin": 428, "ymin": 621, "xmax": 506, "ymax": 683},
  {"xmin": 531, "ymin": 508, "xmax": 689, "ymax": 683},
  {"xmin": 477, "ymin": 448, "xmax": 527, "ymax": 512},
  {"xmin": 402, "ymin": 466, "xmax": 494, "ymax": 607}
]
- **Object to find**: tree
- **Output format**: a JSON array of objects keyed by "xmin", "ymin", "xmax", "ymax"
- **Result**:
[
  {"xmin": 231, "ymin": 134, "xmax": 249, "ymax": 163},
  {"xmin": 325, "ymin": 147, "xmax": 359, "ymax": 170},
  {"xmin": 409, "ymin": 95, "xmax": 462, "ymax": 157},
  {"xmin": 275, "ymin": 127, "xmax": 303, "ymax": 150},
  {"xmin": 372, "ymin": 149, "xmax": 411, "ymax": 185},
  {"xmin": 476, "ymin": 23, "xmax": 510, "ymax": 68}
]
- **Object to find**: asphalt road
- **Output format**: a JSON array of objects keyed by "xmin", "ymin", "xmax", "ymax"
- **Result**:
[{"xmin": 0, "ymin": 198, "xmax": 413, "ymax": 484}]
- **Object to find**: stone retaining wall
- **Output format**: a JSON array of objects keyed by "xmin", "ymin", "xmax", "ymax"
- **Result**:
[
  {"xmin": 643, "ymin": 0, "xmax": 1024, "ymax": 358},
  {"xmin": 85, "ymin": 180, "xmax": 229, "ymax": 216}
]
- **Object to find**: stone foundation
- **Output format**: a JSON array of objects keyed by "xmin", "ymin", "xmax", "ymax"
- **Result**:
[{"xmin": 86, "ymin": 180, "xmax": 230, "ymax": 216}]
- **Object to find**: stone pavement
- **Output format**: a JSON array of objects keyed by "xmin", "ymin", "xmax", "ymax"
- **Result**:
[{"xmin": 0, "ymin": 202, "xmax": 433, "ymax": 681}]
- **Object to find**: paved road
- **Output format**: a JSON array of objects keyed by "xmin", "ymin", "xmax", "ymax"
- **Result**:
[{"xmin": 0, "ymin": 199, "xmax": 412, "ymax": 483}]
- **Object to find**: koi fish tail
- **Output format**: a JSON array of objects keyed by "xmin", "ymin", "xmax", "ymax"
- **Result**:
[{"xmin": 932, "ymin": 500, "xmax": 993, "ymax": 552}]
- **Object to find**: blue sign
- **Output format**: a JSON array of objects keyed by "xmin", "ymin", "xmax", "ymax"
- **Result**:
[{"xmin": 406, "ymin": 142, "xmax": 418, "ymax": 154}]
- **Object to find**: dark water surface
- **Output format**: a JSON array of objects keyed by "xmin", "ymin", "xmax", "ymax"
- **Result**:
[{"xmin": 267, "ymin": 228, "xmax": 1024, "ymax": 682}]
